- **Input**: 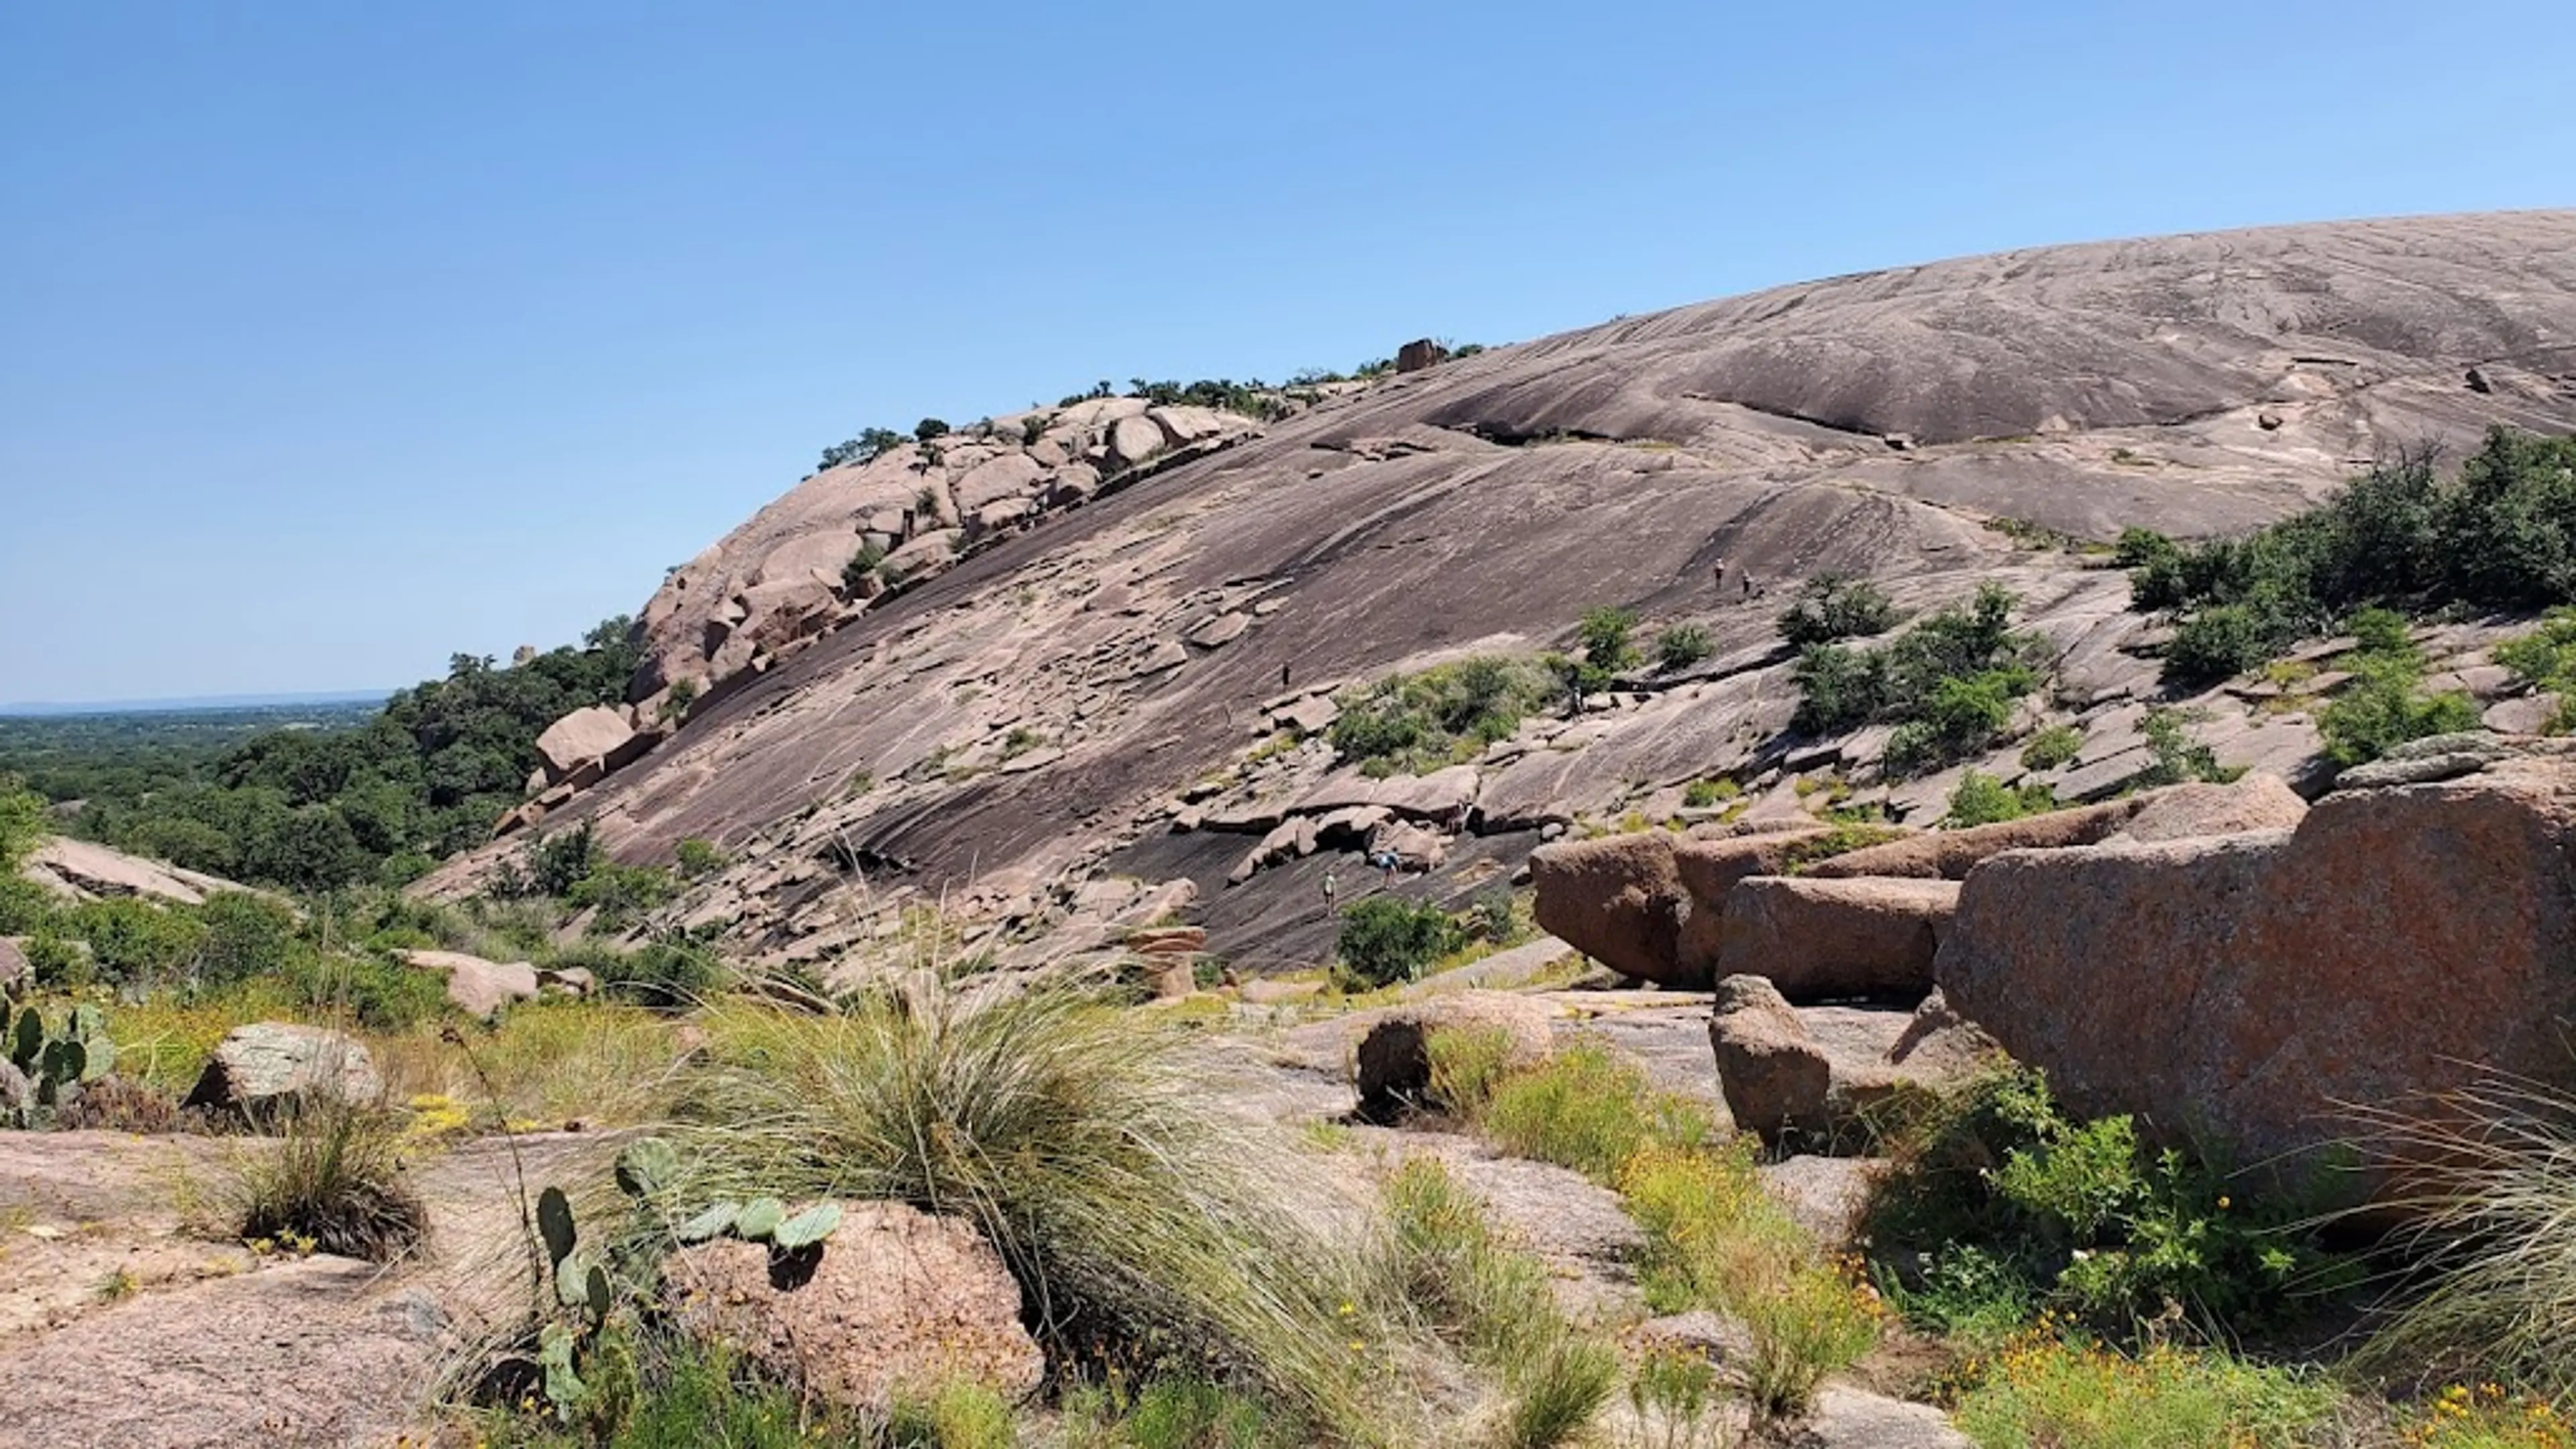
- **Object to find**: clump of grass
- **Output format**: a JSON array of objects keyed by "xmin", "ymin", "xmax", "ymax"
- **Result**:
[
  {"xmin": 1110, "ymin": 1376, "xmax": 1286, "ymax": 1449},
  {"xmin": 1472, "ymin": 1036, "xmax": 1709, "ymax": 1181},
  {"xmin": 374, "ymin": 998, "xmax": 688, "ymax": 1128},
  {"xmin": 1951, "ymin": 1330, "xmax": 2338, "ymax": 1449},
  {"xmin": 1627, "ymin": 1346, "xmax": 1728, "ymax": 1449},
  {"xmin": 890, "ymin": 1377, "xmax": 1017, "ymax": 1449},
  {"xmin": 1378, "ymin": 1157, "xmax": 1614, "ymax": 1449},
  {"xmin": 1429, "ymin": 1031, "xmax": 1868, "ymax": 1426},
  {"xmin": 231, "ymin": 1095, "xmax": 429, "ymax": 1263},
  {"xmin": 2359, "ymin": 1077, "xmax": 2576, "ymax": 1401},
  {"xmin": 670, "ymin": 985, "xmax": 1383, "ymax": 1439},
  {"xmin": 1621, "ymin": 1145, "xmax": 1878, "ymax": 1424},
  {"xmin": 482, "ymin": 1334, "xmax": 853, "ymax": 1448}
]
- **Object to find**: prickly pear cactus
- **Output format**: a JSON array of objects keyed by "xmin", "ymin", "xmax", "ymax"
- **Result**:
[
  {"xmin": 612, "ymin": 1136, "xmax": 679, "ymax": 1200},
  {"xmin": 771, "ymin": 1203, "xmax": 843, "ymax": 1250}
]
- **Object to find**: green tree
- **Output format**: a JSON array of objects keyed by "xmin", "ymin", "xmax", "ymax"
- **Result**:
[
  {"xmin": 1576, "ymin": 607, "xmax": 1640, "ymax": 674},
  {"xmin": 1334, "ymin": 896, "xmax": 1458, "ymax": 990}
]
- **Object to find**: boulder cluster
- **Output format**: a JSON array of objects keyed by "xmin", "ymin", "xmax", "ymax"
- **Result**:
[{"xmin": 1532, "ymin": 742, "xmax": 2576, "ymax": 1201}]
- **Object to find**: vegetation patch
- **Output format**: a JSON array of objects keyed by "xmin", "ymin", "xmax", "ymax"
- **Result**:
[
  {"xmin": 2496, "ymin": 609, "xmax": 2576, "ymax": 733},
  {"xmin": 1788, "ymin": 584, "xmax": 2049, "ymax": 776},
  {"xmin": 1861, "ymin": 1065, "xmax": 2355, "ymax": 1347},
  {"xmin": 1951, "ymin": 1330, "xmax": 2339, "ymax": 1449},
  {"xmin": 2316, "ymin": 608, "xmax": 2479, "ymax": 768},
  {"xmin": 1945, "ymin": 769, "xmax": 2059, "ymax": 828},
  {"xmin": 1329, "ymin": 656, "xmax": 1556, "ymax": 775},
  {"xmin": 1778, "ymin": 573, "xmax": 1904, "ymax": 646},
  {"xmin": 1330, "ymin": 896, "xmax": 1461, "ymax": 991},
  {"xmin": 2123, "ymin": 428, "xmax": 2576, "ymax": 685}
]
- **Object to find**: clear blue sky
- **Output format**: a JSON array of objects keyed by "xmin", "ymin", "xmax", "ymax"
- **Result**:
[{"xmin": 5, "ymin": 1, "xmax": 2571, "ymax": 704}]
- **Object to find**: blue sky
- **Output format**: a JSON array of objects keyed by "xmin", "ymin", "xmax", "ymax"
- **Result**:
[{"xmin": 4, "ymin": 1, "xmax": 2571, "ymax": 704}]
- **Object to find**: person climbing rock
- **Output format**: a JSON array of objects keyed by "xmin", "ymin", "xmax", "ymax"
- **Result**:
[
  {"xmin": 1711, "ymin": 559, "xmax": 1728, "ymax": 592},
  {"xmin": 1321, "ymin": 869, "xmax": 1338, "ymax": 916},
  {"xmin": 1281, "ymin": 662, "xmax": 1291, "ymax": 690}
]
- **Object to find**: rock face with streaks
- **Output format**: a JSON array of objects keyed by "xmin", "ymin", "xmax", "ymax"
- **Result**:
[{"xmin": 411, "ymin": 213, "xmax": 2576, "ymax": 985}]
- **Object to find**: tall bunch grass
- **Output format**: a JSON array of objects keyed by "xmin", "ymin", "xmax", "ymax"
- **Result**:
[
  {"xmin": 230, "ymin": 1093, "xmax": 428, "ymax": 1263},
  {"xmin": 669, "ymin": 985, "xmax": 1389, "ymax": 1441},
  {"xmin": 2359, "ymin": 1077, "xmax": 2576, "ymax": 1400}
]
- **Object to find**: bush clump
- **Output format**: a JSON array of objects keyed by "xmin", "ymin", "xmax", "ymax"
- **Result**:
[
  {"xmin": 1944, "ymin": 770, "xmax": 2057, "ymax": 828},
  {"xmin": 1788, "ymin": 584, "xmax": 2049, "ymax": 775},
  {"xmin": 1778, "ymin": 573, "xmax": 1902, "ymax": 646},
  {"xmin": 1862, "ymin": 1065, "xmax": 2353, "ymax": 1344},
  {"xmin": 1332, "ymin": 896, "xmax": 1459, "ymax": 991},
  {"xmin": 2126, "ymin": 429, "xmax": 2576, "ymax": 684},
  {"xmin": 2316, "ymin": 608, "xmax": 2479, "ymax": 767},
  {"xmin": 1329, "ymin": 657, "xmax": 1556, "ymax": 776},
  {"xmin": 2496, "ymin": 608, "xmax": 2576, "ymax": 733},
  {"xmin": 1654, "ymin": 623, "xmax": 1715, "ymax": 672}
]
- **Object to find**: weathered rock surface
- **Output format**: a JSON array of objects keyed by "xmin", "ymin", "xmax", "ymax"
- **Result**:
[
  {"xmin": 393, "ymin": 949, "xmax": 541, "ymax": 1018},
  {"xmin": 2104, "ymin": 773, "xmax": 2308, "ymax": 842},
  {"xmin": 1807, "ymin": 800, "xmax": 2143, "ymax": 879},
  {"xmin": 414, "ymin": 213, "xmax": 2576, "ymax": 983},
  {"xmin": 1714, "ymin": 875, "xmax": 1958, "ymax": 1001},
  {"xmin": 666, "ymin": 1201, "xmax": 1043, "ymax": 1411},
  {"xmin": 184, "ymin": 1024, "xmax": 382, "ymax": 1112},
  {"xmin": 1939, "ymin": 754, "xmax": 2576, "ymax": 1193},
  {"xmin": 22, "ymin": 837, "xmax": 254, "ymax": 908}
]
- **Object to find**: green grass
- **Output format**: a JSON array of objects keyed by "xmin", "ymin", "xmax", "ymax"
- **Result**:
[
  {"xmin": 1951, "ymin": 1334, "xmax": 2338, "ymax": 1449},
  {"xmin": 2359, "ymin": 1077, "xmax": 2576, "ymax": 1401},
  {"xmin": 890, "ymin": 1378, "xmax": 1018, "ymax": 1449},
  {"xmin": 1377, "ymin": 1157, "xmax": 1614, "ymax": 1449},
  {"xmin": 1474, "ymin": 1037, "xmax": 1709, "ymax": 1181}
]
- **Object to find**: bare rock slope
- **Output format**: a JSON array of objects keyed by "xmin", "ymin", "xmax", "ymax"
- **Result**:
[{"xmin": 421, "ymin": 212, "xmax": 2576, "ymax": 977}]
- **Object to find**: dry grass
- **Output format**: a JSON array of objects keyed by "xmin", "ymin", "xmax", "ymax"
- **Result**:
[
  {"xmin": 372, "ymin": 999, "xmax": 690, "ymax": 1128},
  {"xmin": 663, "ymin": 984, "xmax": 1401, "ymax": 1444},
  {"xmin": 2356, "ymin": 1077, "xmax": 2576, "ymax": 1401},
  {"xmin": 229, "ymin": 1094, "xmax": 429, "ymax": 1263}
]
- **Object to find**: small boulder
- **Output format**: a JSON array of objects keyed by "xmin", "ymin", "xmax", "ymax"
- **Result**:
[
  {"xmin": 666, "ymin": 1201, "xmax": 1044, "ymax": 1413},
  {"xmin": 0, "ymin": 936, "xmax": 28, "ymax": 991},
  {"xmin": 1354, "ymin": 991, "xmax": 1556, "ymax": 1116},
  {"xmin": 184, "ymin": 1024, "xmax": 383, "ymax": 1112},
  {"xmin": 1714, "ymin": 876, "xmax": 1957, "ymax": 1001},
  {"xmin": 1709, "ymin": 976, "xmax": 1833, "ymax": 1144}
]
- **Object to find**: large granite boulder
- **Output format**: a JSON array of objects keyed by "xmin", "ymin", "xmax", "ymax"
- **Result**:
[
  {"xmin": 666, "ymin": 1201, "xmax": 1043, "ymax": 1412},
  {"xmin": 1714, "ymin": 875, "xmax": 1958, "ymax": 1002},
  {"xmin": 1670, "ymin": 828, "xmax": 1833, "ymax": 985},
  {"xmin": 1938, "ymin": 755, "xmax": 2576, "ymax": 1195},
  {"xmin": 533, "ymin": 706, "xmax": 649, "ymax": 788},
  {"xmin": 1529, "ymin": 833, "xmax": 1687, "ymax": 983}
]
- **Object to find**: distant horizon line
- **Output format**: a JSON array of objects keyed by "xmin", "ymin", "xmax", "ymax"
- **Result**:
[{"xmin": 0, "ymin": 688, "xmax": 396, "ymax": 718}]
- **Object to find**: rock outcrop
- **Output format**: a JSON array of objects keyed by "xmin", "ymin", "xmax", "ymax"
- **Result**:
[
  {"xmin": 411, "ymin": 213, "xmax": 2576, "ymax": 984},
  {"xmin": 21, "ymin": 837, "xmax": 256, "ymax": 908},
  {"xmin": 392, "ymin": 949, "xmax": 541, "ymax": 1019},
  {"xmin": 1938, "ymin": 751, "xmax": 2576, "ymax": 1193},
  {"xmin": 666, "ymin": 1200, "xmax": 1044, "ymax": 1411}
]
